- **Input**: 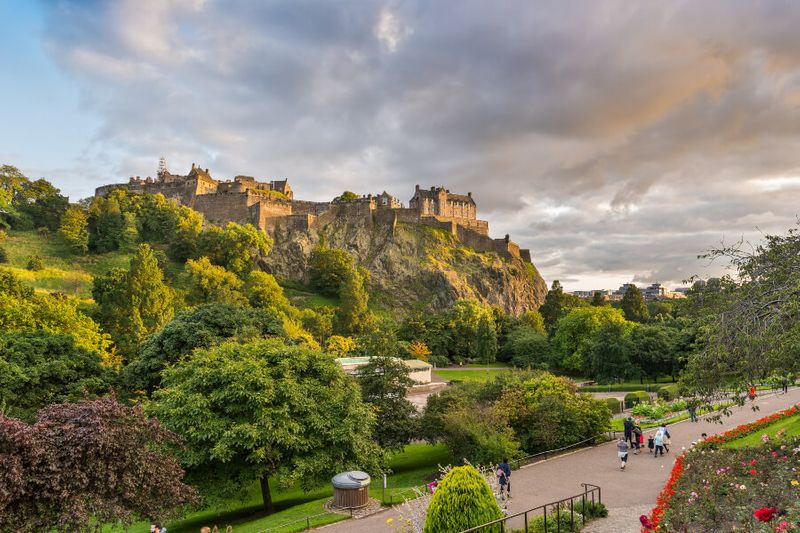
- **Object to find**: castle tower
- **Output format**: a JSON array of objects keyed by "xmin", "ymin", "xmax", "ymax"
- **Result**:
[{"xmin": 157, "ymin": 156, "xmax": 169, "ymax": 181}]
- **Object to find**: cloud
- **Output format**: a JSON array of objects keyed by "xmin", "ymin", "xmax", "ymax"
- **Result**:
[{"xmin": 20, "ymin": 0, "xmax": 800, "ymax": 289}]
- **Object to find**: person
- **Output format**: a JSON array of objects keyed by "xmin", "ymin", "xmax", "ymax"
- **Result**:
[
  {"xmin": 647, "ymin": 433, "xmax": 655, "ymax": 454},
  {"xmin": 748, "ymin": 384, "xmax": 756, "ymax": 400},
  {"xmin": 617, "ymin": 437, "xmax": 629, "ymax": 470},
  {"xmin": 201, "ymin": 528, "xmax": 211, "ymax": 533},
  {"xmin": 700, "ymin": 432, "xmax": 707, "ymax": 440},
  {"xmin": 156, "ymin": 524, "xmax": 166, "ymax": 533},
  {"xmin": 659, "ymin": 424, "xmax": 671, "ymax": 453},
  {"xmin": 654, "ymin": 430, "xmax": 664, "ymax": 457},
  {"xmin": 632, "ymin": 423, "xmax": 643, "ymax": 454},
  {"xmin": 782, "ymin": 376, "xmax": 789, "ymax": 394},
  {"xmin": 497, "ymin": 458, "xmax": 511, "ymax": 498},
  {"xmin": 623, "ymin": 416, "xmax": 634, "ymax": 447},
  {"xmin": 688, "ymin": 402, "xmax": 698, "ymax": 423}
]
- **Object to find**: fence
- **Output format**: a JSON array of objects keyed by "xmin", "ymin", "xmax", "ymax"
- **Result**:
[
  {"xmin": 459, "ymin": 483, "xmax": 602, "ymax": 533},
  {"xmin": 256, "ymin": 509, "xmax": 346, "ymax": 533},
  {"xmin": 510, "ymin": 431, "xmax": 620, "ymax": 470}
]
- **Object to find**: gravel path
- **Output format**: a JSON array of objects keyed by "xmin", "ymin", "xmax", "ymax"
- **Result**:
[{"xmin": 321, "ymin": 387, "xmax": 800, "ymax": 533}]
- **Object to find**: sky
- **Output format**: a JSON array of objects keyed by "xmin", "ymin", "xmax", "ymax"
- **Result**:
[{"xmin": 3, "ymin": 0, "xmax": 800, "ymax": 291}]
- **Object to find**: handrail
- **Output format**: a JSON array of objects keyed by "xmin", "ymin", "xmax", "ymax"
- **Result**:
[
  {"xmin": 510, "ymin": 430, "xmax": 619, "ymax": 470},
  {"xmin": 257, "ymin": 510, "xmax": 341, "ymax": 533},
  {"xmin": 458, "ymin": 483, "xmax": 602, "ymax": 532}
]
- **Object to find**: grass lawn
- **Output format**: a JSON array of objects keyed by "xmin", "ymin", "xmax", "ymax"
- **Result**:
[
  {"xmin": 433, "ymin": 368, "xmax": 514, "ymax": 382},
  {"xmin": 108, "ymin": 443, "xmax": 452, "ymax": 533},
  {"xmin": 722, "ymin": 413, "xmax": 800, "ymax": 449},
  {"xmin": 3, "ymin": 230, "xmax": 184, "ymax": 299},
  {"xmin": 464, "ymin": 362, "xmax": 513, "ymax": 368}
]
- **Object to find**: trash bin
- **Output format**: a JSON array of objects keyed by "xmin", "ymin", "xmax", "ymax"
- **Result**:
[{"xmin": 331, "ymin": 471, "xmax": 371, "ymax": 509}]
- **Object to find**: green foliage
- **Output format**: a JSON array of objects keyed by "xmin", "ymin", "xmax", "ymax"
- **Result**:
[
  {"xmin": 552, "ymin": 306, "xmax": 628, "ymax": 373},
  {"xmin": 628, "ymin": 324, "xmax": 677, "ymax": 382},
  {"xmin": 93, "ymin": 244, "xmax": 175, "ymax": 359},
  {"xmin": 0, "ymin": 247, "xmax": 7, "ymax": 264},
  {"xmin": 333, "ymin": 191, "xmax": 359, "ymax": 202},
  {"xmin": 624, "ymin": 391, "xmax": 650, "ymax": 409},
  {"xmin": 147, "ymin": 339, "xmax": 382, "ymax": 513},
  {"xmin": 308, "ymin": 245, "xmax": 355, "ymax": 296},
  {"xmin": 502, "ymin": 326, "xmax": 552, "ymax": 369},
  {"xmin": 529, "ymin": 508, "xmax": 583, "ymax": 533},
  {"xmin": 0, "ymin": 167, "xmax": 68, "ymax": 231},
  {"xmin": 474, "ymin": 313, "xmax": 498, "ymax": 364},
  {"xmin": 621, "ymin": 285, "xmax": 649, "ymax": 322},
  {"xmin": 439, "ymin": 403, "xmax": 521, "ymax": 465},
  {"xmin": 0, "ymin": 331, "xmax": 116, "ymax": 421},
  {"xmin": 603, "ymin": 397, "xmax": 622, "ymax": 414},
  {"xmin": 590, "ymin": 291, "xmax": 608, "ymax": 306},
  {"xmin": 326, "ymin": 334, "xmax": 356, "ymax": 356},
  {"xmin": 587, "ymin": 321, "xmax": 634, "ymax": 382},
  {"xmin": 58, "ymin": 205, "xmax": 89, "ymax": 253},
  {"xmin": 356, "ymin": 329, "xmax": 417, "ymax": 451},
  {"xmin": 0, "ymin": 269, "xmax": 113, "ymax": 364},
  {"xmin": 300, "ymin": 307, "xmax": 334, "ymax": 346},
  {"xmin": 657, "ymin": 384, "xmax": 681, "ymax": 401},
  {"xmin": 25, "ymin": 254, "xmax": 43, "ymax": 271},
  {"xmin": 335, "ymin": 267, "xmax": 373, "ymax": 335},
  {"xmin": 424, "ymin": 465, "xmax": 503, "ymax": 533},
  {"xmin": 184, "ymin": 256, "xmax": 246, "ymax": 306},
  {"xmin": 517, "ymin": 310, "xmax": 546, "ymax": 334},
  {"xmin": 539, "ymin": 280, "xmax": 566, "ymax": 332},
  {"xmin": 245, "ymin": 270, "xmax": 295, "ymax": 317},
  {"xmin": 124, "ymin": 303, "xmax": 287, "ymax": 394},
  {"xmin": 198, "ymin": 222, "xmax": 272, "ymax": 276}
]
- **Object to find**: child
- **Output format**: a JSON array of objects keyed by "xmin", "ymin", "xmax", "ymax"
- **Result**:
[
  {"xmin": 647, "ymin": 433, "xmax": 655, "ymax": 453},
  {"xmin": 654, "ymin": 431, "xmax": 664, "ymax": 457},
  {"xmin": 617, "ymin": 437, "xmax": 629, "ymax": 470}
]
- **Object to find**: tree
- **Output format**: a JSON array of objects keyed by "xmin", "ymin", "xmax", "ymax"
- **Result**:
[
  {"xmin": 501, "ymin": 325, "xmax": 552, "ymax": 369},
  {"xmin": 409, "ymin": 340, "xmax": 432, "ymax": 361},
  {"xmin": 245, "ymin": 270, "xmax": 295, "ymax": 317},
  {"xmin": 0, "ymin": 397, "xmax": 197, "ymax": 532},
  {"xmin": 333, "ymin": 191, "xmax": 359, "ymax": 202},
  {"xmin": 147, "ymin": 339, "xmax": 381, "ymax": 514},
  {"xmin": 356, "ymin": 330, "xmax": 417, "ymax": 451},
  {"xmin": 475, "ymin": 314, "xmax": 498, "ymax": 364},
  {"xmin": 335, "ymin": 267, "xmax": 374, "ymax": 335},
  {"xmin": 0, "ymin": 164, "xmax": 27, "ymax": 210},
  {"xmin": 439, "ymin": 404, "xmax": 521, "ymax": 465},
  {"xmin": 198, "ymin": 222, "xmax": 272, "ymax": 277},
  {"xmin": 58, "ymin": 205, "xmax": 89, "ymax": 253},
  {"xmin": 184, "ymin": 256, "xmax": 246, "ymax": 306},
  {"xmin": 300, "ymin": 307, "xmax": 334, "ymax": 346},
  {"xmin": 591, "ymin": 291, "xmax": 608, "ymax": 306},
  {"xmin": 424, "ymin": 466, "xmax": 503, "ymax": 533},
  {"xmin": 0, "ymin": 331, "xmax": 116, "ymax": 421},
  {"xmin": 621, "ymin": 284, "xmax": 650, "ymax": 322},
  {"xmin": 517, "ymin": 310, "xmax": 546, "ymax": 334},
  {"xmin": 539, "ymin": 280, "xmax": 566, "ymax": 332},
  {"xmin": 551, "ymin": 306, "xmax": 628, "ymax": 373},
  {"xmin": 124, "ymin": 303, "xmax": 286, "ymax": 394},
  {"xmin": 628, "ymin": 324, "xmax": 676, "ymax": 383},
  {"xmin": 93, "ymin": 244, "xmax": 175, "ymax": 358},
  {"xmin": 308, "ymin": 245, "xmax": 355, "ymax": 296},
  {"xmin": 88, "ymin": 194, "xmax": 126, "ymax": 252},
  {"xmin": 326, "ymin": 334, "xmax": 356, "ymax": 356},
  {"xmin": 587, "ymin": 321, "xmax": 634, "ymax": 383}
]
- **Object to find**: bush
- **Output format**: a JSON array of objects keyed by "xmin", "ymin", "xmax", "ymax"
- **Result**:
[
  {"xmin": 529, "ymin": 508, "xmax": 583, "ymax": 533},
  {"xmin": 0, "ymin": 247, "xmax": 7, "ymax": 264},
  {"xmin": 579, "ymin": 383, "xmax": 666, "ymax": 393},
  {"xmin": 577, "ymin": 500, "xmax": 608, "ymax": 519},
  {"xmin": 424, "ymin": 465, "xmax": 503, "ymax": 533},
  {"xmin": 26, "ymin": 254, "xmax": 43, "ymax": 271},
  {"xmin": 624, "ymin": 391, "xmax": 650, "ymax": 409},
  {"xmin": 603, "ymin": 397, "xmax": 622, "ymax": 415},
  {"xmin": 658, "ymin": 384, "xmax": 680, "ymax": 401}
]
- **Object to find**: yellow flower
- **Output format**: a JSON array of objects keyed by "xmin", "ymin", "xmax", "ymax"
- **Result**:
[
  {"xmin": 792, "ymin": 480, "xmax": 799, "ymax": 486},
  {"xmin": 387, "ymin": 518, "xmax": 394, "ymax": 524}
]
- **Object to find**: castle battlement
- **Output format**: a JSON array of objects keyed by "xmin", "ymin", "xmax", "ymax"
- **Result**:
[{"xmin": 95, "ymin": 161, "xmax": 531, "ymax": 263}]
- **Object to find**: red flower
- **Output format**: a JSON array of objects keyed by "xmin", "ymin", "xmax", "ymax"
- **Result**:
[
  {"xmin": 749, "ymin": 469, "xmax": 757, "ymax": 475},
  {"xmin": 753, "ymin": 507, "xmax": 777, "ymax": 522},
  {"xmin": 640, "ymin": 514, "xmax": 655, "ymax": 530}
]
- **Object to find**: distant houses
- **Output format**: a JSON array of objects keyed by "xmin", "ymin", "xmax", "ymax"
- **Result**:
[{"xmin": 570, "ymin": 281, "xmax": 703, "ymax": 301}]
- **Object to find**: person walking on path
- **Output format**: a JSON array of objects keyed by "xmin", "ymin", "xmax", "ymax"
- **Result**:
[
  {"xmin": 653, "ymin": 431, "xmax": 665, "ymax": 457},
  {"xmin": 617, "ymin": 437, "xmax": 629, "ymax": 470},
  {"xmin": 497, "ymin": 458, "xmax": 511, "ymax": 499},
  {"xmin": 658, "ymin": 424, "xmax": 671, "ymax": 453},
  {"xmin": 623, "ymin": 416, "xmax": 634, "ymax": 447},
  {"xmin": 749, "ymin": 384, "xmax": 757, "ymax": 400},
  {"xmin": 782, "ymin": 376, "xmax": 789, "ymax": 394},
  {"xmin": 688, "ymin": 401, "xmax": 698, "ymax": 423},
  {"xmin": 632, "ymin": 423, "xmax": 643, "ymax": 454}
]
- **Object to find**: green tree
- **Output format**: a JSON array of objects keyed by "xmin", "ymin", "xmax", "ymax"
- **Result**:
[
  {"xmin": 439, "ymin": 404, "xmax": 521, "ymax": 465},
  {"xmin": 0, "ymin": 331, "xmax": 116, "ymax": 421},
  {"xmin": 0, "ymin": 164, "xmax": 27, "ymax": 210},
  {"xmin": 501, "ymin": 325, "xmax": 552, "ymax": 369},
  {"xmin": 93, "ymin": 244, "xmax": 175, "ymax": 358},
  {"xmin": 184, "ymin": 256, "xmax": 246, "ymax": 306},
  {"xmin": 539, "ymin": 280, "xmax": 566, "ymax": 331},
  {"xmin": 621, "ymin": 284, "xmax": 650, "ymax": 322},
  {"xmin": 198, "ymin": 222, "xmax": 272, "ymax": 277},
  {"xmin": 424, "ymin": 465, "xmax": 503, "ymax": 533},
  {"xmin": 147, "ymin": 339, "xmax": 381, "ymax": 514},
  {"xmin": 333, "ymin": 191, "xmax": 359, "ymax": 202},
  {"xmin": 300, "ymin": 307, "xmax": 334, "ymax": 346},
  {"xmin": 124, "ymin": 303, "xmax": 286, "ymax": 394},
  {"xmin": 552, "ymin": 306, "xmax": 629, "ymax": 373},
  {"xmin": 356, "ymin": 329, "xmax": 417, "ymax": 451},
  {"xmin": 517, "ymin": 310, "xmax": 546, "ymax": 334},
  {"xmin": 335, "ymin": 267, "xmax": 373, "ymax": 335},
  {"xmin": 88, "ymin": 194, "xmax": 126, "ymax": 252},
  {"xmin": 58, "ymin": 205, "xmax": 89, "ymax": 253},
  {"xmin": 326, "ymin": 334, "xmax": 356, "ymax": 356},
  {"xmin": 308, "ymin": 245, "xmax": 355, "ymax": 296},
  {"xmin": 587, "ymin": 321, "xmax": 634, "ymax": 383},
  {"xmin": 591, "ymin": 291, "xmax": 608, "ymax": 306},
  {"xmin": 475, "ymin": 313, "xmax": 498, "ymax": 364},
  {"xmin": 245, "ymin": 270, "xmax": 295, "ymax": 316},
  {"xmin": 628, "ymin": 324, "xmax": 676, "ymax": 383}
]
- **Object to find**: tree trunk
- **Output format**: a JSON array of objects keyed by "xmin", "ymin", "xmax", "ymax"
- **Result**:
[{"xmin": 260, "ymin": 476, "xmax": 275, "ymax": 514}]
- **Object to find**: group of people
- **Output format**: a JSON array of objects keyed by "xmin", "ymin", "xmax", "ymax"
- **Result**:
[{"xmin": 617, "ymin": 417, "xmax": 673, "ymax": 470}]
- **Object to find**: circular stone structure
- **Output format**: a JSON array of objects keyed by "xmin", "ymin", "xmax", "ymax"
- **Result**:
[{"xmin": 331, "ymin": 471, "xmax": 371, "ymax": 509}]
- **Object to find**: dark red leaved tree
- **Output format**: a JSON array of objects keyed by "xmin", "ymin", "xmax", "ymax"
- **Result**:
[{"xmin": 0, "ymin": 396, "xmax": 198, "ymax": 532}]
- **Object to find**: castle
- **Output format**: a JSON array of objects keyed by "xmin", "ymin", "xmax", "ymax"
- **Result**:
[{"xmin": 95, "ymin": 160, "xmax": 532, "ymax": 263}]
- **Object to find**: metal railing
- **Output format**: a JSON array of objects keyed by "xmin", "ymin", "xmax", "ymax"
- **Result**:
[
  {"xmin": 257, "ymin": 510, "xmax": 345, "ymax": 533},
  {"xmin": 510, "ymin": 432, "xmax": 619, "ymax": 470},
  {"xmin": 459, "ymin": 483, "xmax": 602, "ymax": 533}
]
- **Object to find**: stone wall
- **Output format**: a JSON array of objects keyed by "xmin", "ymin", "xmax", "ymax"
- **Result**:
[
  {"xmin": 293, "ymin": 200, "xmax": 333, "ymax": 216},
  {"xmin": 194, "ymin": 192, "xmax": 254, "ymax": 226}
]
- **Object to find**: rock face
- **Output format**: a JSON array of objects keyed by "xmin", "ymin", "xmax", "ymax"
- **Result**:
[{"xmin": 262, "ymin": 212, "xmax": 548, "ymax": 316}]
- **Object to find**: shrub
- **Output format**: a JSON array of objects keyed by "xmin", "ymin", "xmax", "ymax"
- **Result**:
[
  {"xmin": 658, "ymin": 384, "xmax": 680, "ymax": 401},
  {"xmin": 624, "ymin": 391, "xmax": 650, "ymax": 409},
  {"xmin": 632, "ymin": 401, "xmax": 668, "ymax": 420},
  {"xmin": 577, "ymin": 500, "xmax": 607, "ymax": 519},
  {"xmin": 0, "ymin": 247, "xmax": 7, "ymax": 264},
  {"xmin": 529, "ymin": 507, "xmax": 583, "ymax": 533},
  {"xmin": 603, "ymin": 397, "xmax": 622, "ymax": 415},
  {"xmin": 424, "ymin": 465, "xmax": 503, "ymax": 533},
  {"xmin": 25, "ymin": 254, "xmax": 43, "ymax": 271}
]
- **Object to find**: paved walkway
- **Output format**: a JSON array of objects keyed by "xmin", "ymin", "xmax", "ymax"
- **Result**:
[{"xmin": 322, "ymin": 387, "xmax": 800, "ymax": 533}]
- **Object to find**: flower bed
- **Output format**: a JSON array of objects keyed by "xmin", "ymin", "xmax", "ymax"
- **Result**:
[{"xmin": 641, "ymin": 405, "xmax": 800, "ymax": 532}]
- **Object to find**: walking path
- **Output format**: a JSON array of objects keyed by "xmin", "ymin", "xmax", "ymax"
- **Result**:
[{"xmin": 322, "ymin": 387, "xmax": 800, "ymax": 533}]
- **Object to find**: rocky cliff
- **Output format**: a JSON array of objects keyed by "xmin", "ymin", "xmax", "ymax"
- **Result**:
[{"xmin": 262, "ymin": 213, "xmax": 548, "ymax": 316}]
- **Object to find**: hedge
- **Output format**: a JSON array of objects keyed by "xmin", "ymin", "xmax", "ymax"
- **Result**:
[
  {"xmin": 657, "ymin": 384, "xmax": 680, "ymax": 401},
  {"xmin": 579, "ymin": 383, "xmax": 668, "ymax": 393},
  {"xmin": 603, "ymin": 397, "xmax": 623, "ymax": 415},
  {"xmin": 624, "ymin": 391, "xmax": 650, "ymax": 409}
]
